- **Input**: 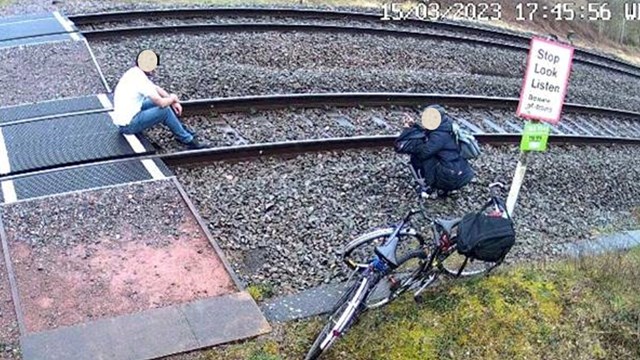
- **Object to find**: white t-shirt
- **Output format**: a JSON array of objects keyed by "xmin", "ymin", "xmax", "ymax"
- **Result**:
[{"xmin": 111, "ymin": 67, "xmax": 158, "ymax": 126}]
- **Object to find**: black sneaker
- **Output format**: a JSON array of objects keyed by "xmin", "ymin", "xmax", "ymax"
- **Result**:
[{"xmin": 184, "ymin": 138, "xmax": 207, "ymax": 149}]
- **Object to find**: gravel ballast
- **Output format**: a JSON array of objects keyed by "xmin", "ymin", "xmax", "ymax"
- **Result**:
[
  {"xmin": 89, "ymin": 31, "xmax": 640, "ymax": 112},
  {"xmin": 0, "ymin": 41, "xmax": 105, "ymax": 107},
  {"xmin": 175, "ymin": 144, "xmax": 640, "ymax": 296}
]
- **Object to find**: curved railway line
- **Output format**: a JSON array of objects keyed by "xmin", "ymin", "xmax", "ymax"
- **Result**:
[
  {"xmin": 68, "ymin": 7, "xmax": 640, "ymax": 78},
  {"xmin": 1, "ymin": 92, "xmax": 639, "ymax": 180}
]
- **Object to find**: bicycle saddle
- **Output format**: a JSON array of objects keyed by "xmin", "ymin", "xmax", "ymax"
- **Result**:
[{"xmin": 435, "ymin": 218, "xmax": 462, "ymax": 236}]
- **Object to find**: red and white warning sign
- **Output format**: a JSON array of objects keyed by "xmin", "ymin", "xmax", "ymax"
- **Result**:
[{"xmin": 517, "ymin": 37, "xmax": 574, "ymax": 125}]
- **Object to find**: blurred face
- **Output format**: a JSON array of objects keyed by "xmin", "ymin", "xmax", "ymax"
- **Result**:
[
  {"xmin": 137, "ymin": 49, "xmax": 159, "ymax": 75},
  {"xmin": 421, "ymin": 108, "xmax": 442, "ymax": 130}
]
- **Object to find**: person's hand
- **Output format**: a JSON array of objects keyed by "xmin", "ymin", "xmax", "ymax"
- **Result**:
[
  {"xmin": 403, "ymin": 113, "xmax": 415, "ymax": 128},
  {"xmin": 171, "ymin": 102, "xmax": 183, "ymax": 116},
  {"xmin": 169, "ymin": 93, "xmax": 179, "ymax": 103}
]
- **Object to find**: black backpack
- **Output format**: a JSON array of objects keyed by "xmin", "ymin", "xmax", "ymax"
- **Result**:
[{"xmin": 456, "ymin": 200, "xmax": 516, "ymax": 263}]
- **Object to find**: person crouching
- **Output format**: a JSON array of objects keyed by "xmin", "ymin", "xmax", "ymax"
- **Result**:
[{"xmin": 396, "ymin": 105, "xmax": 475, "ymax": 198}]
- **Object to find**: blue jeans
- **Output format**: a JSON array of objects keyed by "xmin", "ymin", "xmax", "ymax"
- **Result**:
[{"xmin": 119, "ymin": 99, "xmax": 193, "ymax": 143}]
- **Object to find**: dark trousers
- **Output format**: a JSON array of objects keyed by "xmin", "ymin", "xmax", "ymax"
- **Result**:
[{"xmin": 412, "ymin": 156, "xmax": 473, "ymax": 191}]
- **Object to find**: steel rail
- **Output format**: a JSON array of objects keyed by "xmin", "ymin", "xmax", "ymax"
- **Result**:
[
  {"xmin": 7, "ymin": 93, "xmax": 640, "ymax": 131},
  {"xmin": 70, "ymin": 7, "xmax": 640, "ymax": 77},
  {"xmin": 1, "ymin": 92, "xmax": 639, "ymax": 180},
  {"xmin": 79, "ymin": 22, "xmax": 640, "ymax": 79},
  {"xmin": 179, "ymin": 92, "xmax": 640, "ymax": 120},
  {"xmin": 0, "ymin": 133, "xmax": 637, "ymax": 183}
]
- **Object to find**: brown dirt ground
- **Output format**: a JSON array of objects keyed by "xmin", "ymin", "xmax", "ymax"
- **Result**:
[
  {"xmin": 6, "ymin": 205, "xmax": 236, "ymax": 334},
  {"xmin": 0, "ymin": 240, "xmax": 20, "ymax": 360}
]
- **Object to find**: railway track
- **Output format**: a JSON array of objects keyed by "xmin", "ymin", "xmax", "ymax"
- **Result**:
[
  {"xmin": 1, "ymin": 92, "xmax": 639, "ymax": 180},
  {"xmin": 68, "ymin": 7, "xmax": 640, "ymax": 78}
]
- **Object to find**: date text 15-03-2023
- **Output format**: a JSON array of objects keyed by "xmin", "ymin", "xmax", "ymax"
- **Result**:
[{"xmin": 380, "ymin": 2, "xmax": 618, "ymax": 22}]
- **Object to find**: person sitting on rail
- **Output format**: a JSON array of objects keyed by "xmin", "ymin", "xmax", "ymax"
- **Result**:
[
  {"xmin": 111, "ymin": 49, "xmax": 205, "ymax": 149},
  {"xmin": 397, "ymin": 105, "xmax": 475, "ymax": 198}
]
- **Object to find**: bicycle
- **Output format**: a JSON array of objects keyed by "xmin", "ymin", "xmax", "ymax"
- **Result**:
[{"xmin": 304, "ymin": 181, "xmax": 510, "ymax": 360}]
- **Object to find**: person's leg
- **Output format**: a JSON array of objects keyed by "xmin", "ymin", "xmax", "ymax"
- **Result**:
[
  {"xmin": 161, "ymin": 107, "xmax": 194, "ymax": 143},
  {"xmin": 121, "ymin": 106, "xmax": 193, "ymax": 143},
  {"xmin": 420, "ymin": 157, "xmax": 438, "ymax": 189},
  {"xmin": 140, "ymin": 99, "xmax": 156, "ymax": 111}
]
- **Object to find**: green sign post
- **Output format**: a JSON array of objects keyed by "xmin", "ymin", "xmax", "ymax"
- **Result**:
[{"xmin": 520, "ymin": 121, "xmax": 551, "ymax": 152}]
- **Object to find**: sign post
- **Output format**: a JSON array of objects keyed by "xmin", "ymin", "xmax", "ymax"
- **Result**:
[{"xmin": 507, "ymin": 37, "xmax": 574, "ymax": 216}]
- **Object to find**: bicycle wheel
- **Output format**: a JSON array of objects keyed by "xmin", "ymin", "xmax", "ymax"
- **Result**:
[
  {"xmin": 365, "ymin": 247, "xmax": 434, "ymax": 309},
  {"xmin": 341, "ymin": 228, "xmax": 426, "ymax": 309},
  {"xmin": 342, "ymin": 227, "xmax": 422, "ymax": 268},
  {"xmin": 304, "ymin": 274, "xmax": 372, "ymax": 360},
  {"xmin": 439, "ymin": 246, "xmax": 497, "ymax": 277}
]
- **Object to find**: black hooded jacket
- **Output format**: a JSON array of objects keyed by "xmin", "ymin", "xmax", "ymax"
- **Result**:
[
  {"xmin": 404, "ymin": 114, "xmax": 461, "ymax": 163},
  {"xmin": 397, "ymin": 107, "xmax": 474, "ymax": 189}
]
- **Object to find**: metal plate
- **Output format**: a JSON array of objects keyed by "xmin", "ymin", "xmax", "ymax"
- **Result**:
[
  {"xmin": 2, "ymin": 113, "xmax": 155, "ymax": 174},
  {"xmin": 13, "ymin": 159, "xmax": 170, "ymax": 202},
  {"xmin": 0, "ymin": 14, "xmax": 65, "ymax": 41},
  {"xmin": 0, "ymin": 96, "xmax": 104, "ymax": 124}
]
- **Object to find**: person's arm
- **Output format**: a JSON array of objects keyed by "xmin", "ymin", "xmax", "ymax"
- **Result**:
[
  {"xmin": 155, "ymin": 85, "xmax": 182, "ymax": 115},
  {"xmin": 155, "ymin": 85, "xmax": 171, "ymax": 98},
  {"xmin": 137, "ymin": 72, "xmax": 177, "ymax": 108},
  {"xmin": 148, "ymin": 92, "xmax": 177, "ymax": 108}
]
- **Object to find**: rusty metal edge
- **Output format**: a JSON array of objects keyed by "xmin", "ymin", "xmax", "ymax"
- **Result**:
[
  {"xmin": 171, "ymin": 177, "xmax": 245, "ymax": 291},
  {"xmin": 0, "ymin": 212, "xmax": 27, "ymax": 336}
]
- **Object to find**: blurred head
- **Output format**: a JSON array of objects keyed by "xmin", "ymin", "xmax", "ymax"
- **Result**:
[
  {"xmin": 136, "ymin": 49, "xmax": 160, "ymax": 74},
  {"xmin": 421, "ymin": 105, "xmax": 445, "ymax": 130}
]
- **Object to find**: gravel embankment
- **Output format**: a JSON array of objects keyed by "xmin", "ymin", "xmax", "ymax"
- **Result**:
[
  {"xmin": 144, "ymin": 104, "xmax": 640, "ymax": 153},
  {"xmin": 90, "ymin": 31, "xmax": 640, "ymax": 112},
  {"xmin": 175, "ymin": 144, "xmax": 640, "ymax": 296},
  {"xmin": 0, "ymin": 41, "xmax": 105, "ymax": 107}
]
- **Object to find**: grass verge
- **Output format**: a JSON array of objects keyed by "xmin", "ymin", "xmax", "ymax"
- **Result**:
[{"xmin": 196, "ymin": 246, "xmax": 640, "ymax": 360}]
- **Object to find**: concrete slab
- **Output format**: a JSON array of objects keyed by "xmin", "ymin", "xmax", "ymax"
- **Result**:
[
  {"xmin": 261, "ymin": 279, "xmax": 393, "ymax": 323},
  {"xmin": 563, "ymin": 232, "xmax": 639, "ymax": 257},
  {"xmin": 262, "ymin": 282, "xmax": 345, "ymax": 323},
  {"xmin": 20, "ymin": 291, "xmax": 270, "ymax": 360},
  {"xmin": 21, "ymin": 305, "xmax": 197, "ymax": 360},
  {"xmin": 183, "ymin": 291, "xmax": 272, "ymax": 345}
]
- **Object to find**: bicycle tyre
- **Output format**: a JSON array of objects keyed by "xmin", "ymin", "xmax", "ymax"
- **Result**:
[
  {"xmin": 304, "ymin": 275, "xmax": 371, "ymax": 360},
  {"xmin": 342, "ymin": 227, "xmax": 420, "ymax": 269},
  {"xmin": 365, "ymin": 247, "xmax": 433, "ymax": 309},
  {"xmin": 438, "ymin": 241, "xmax": 497, "ymax": 277}
]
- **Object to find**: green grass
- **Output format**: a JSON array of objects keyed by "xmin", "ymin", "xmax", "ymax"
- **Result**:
[
  {"xmin": 198, "ymin": 247, "xmax": 640, "ymax": 360},
  {"xmin": 246, "ymin": 282, "xmax": 276, "ymax": 302}
]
